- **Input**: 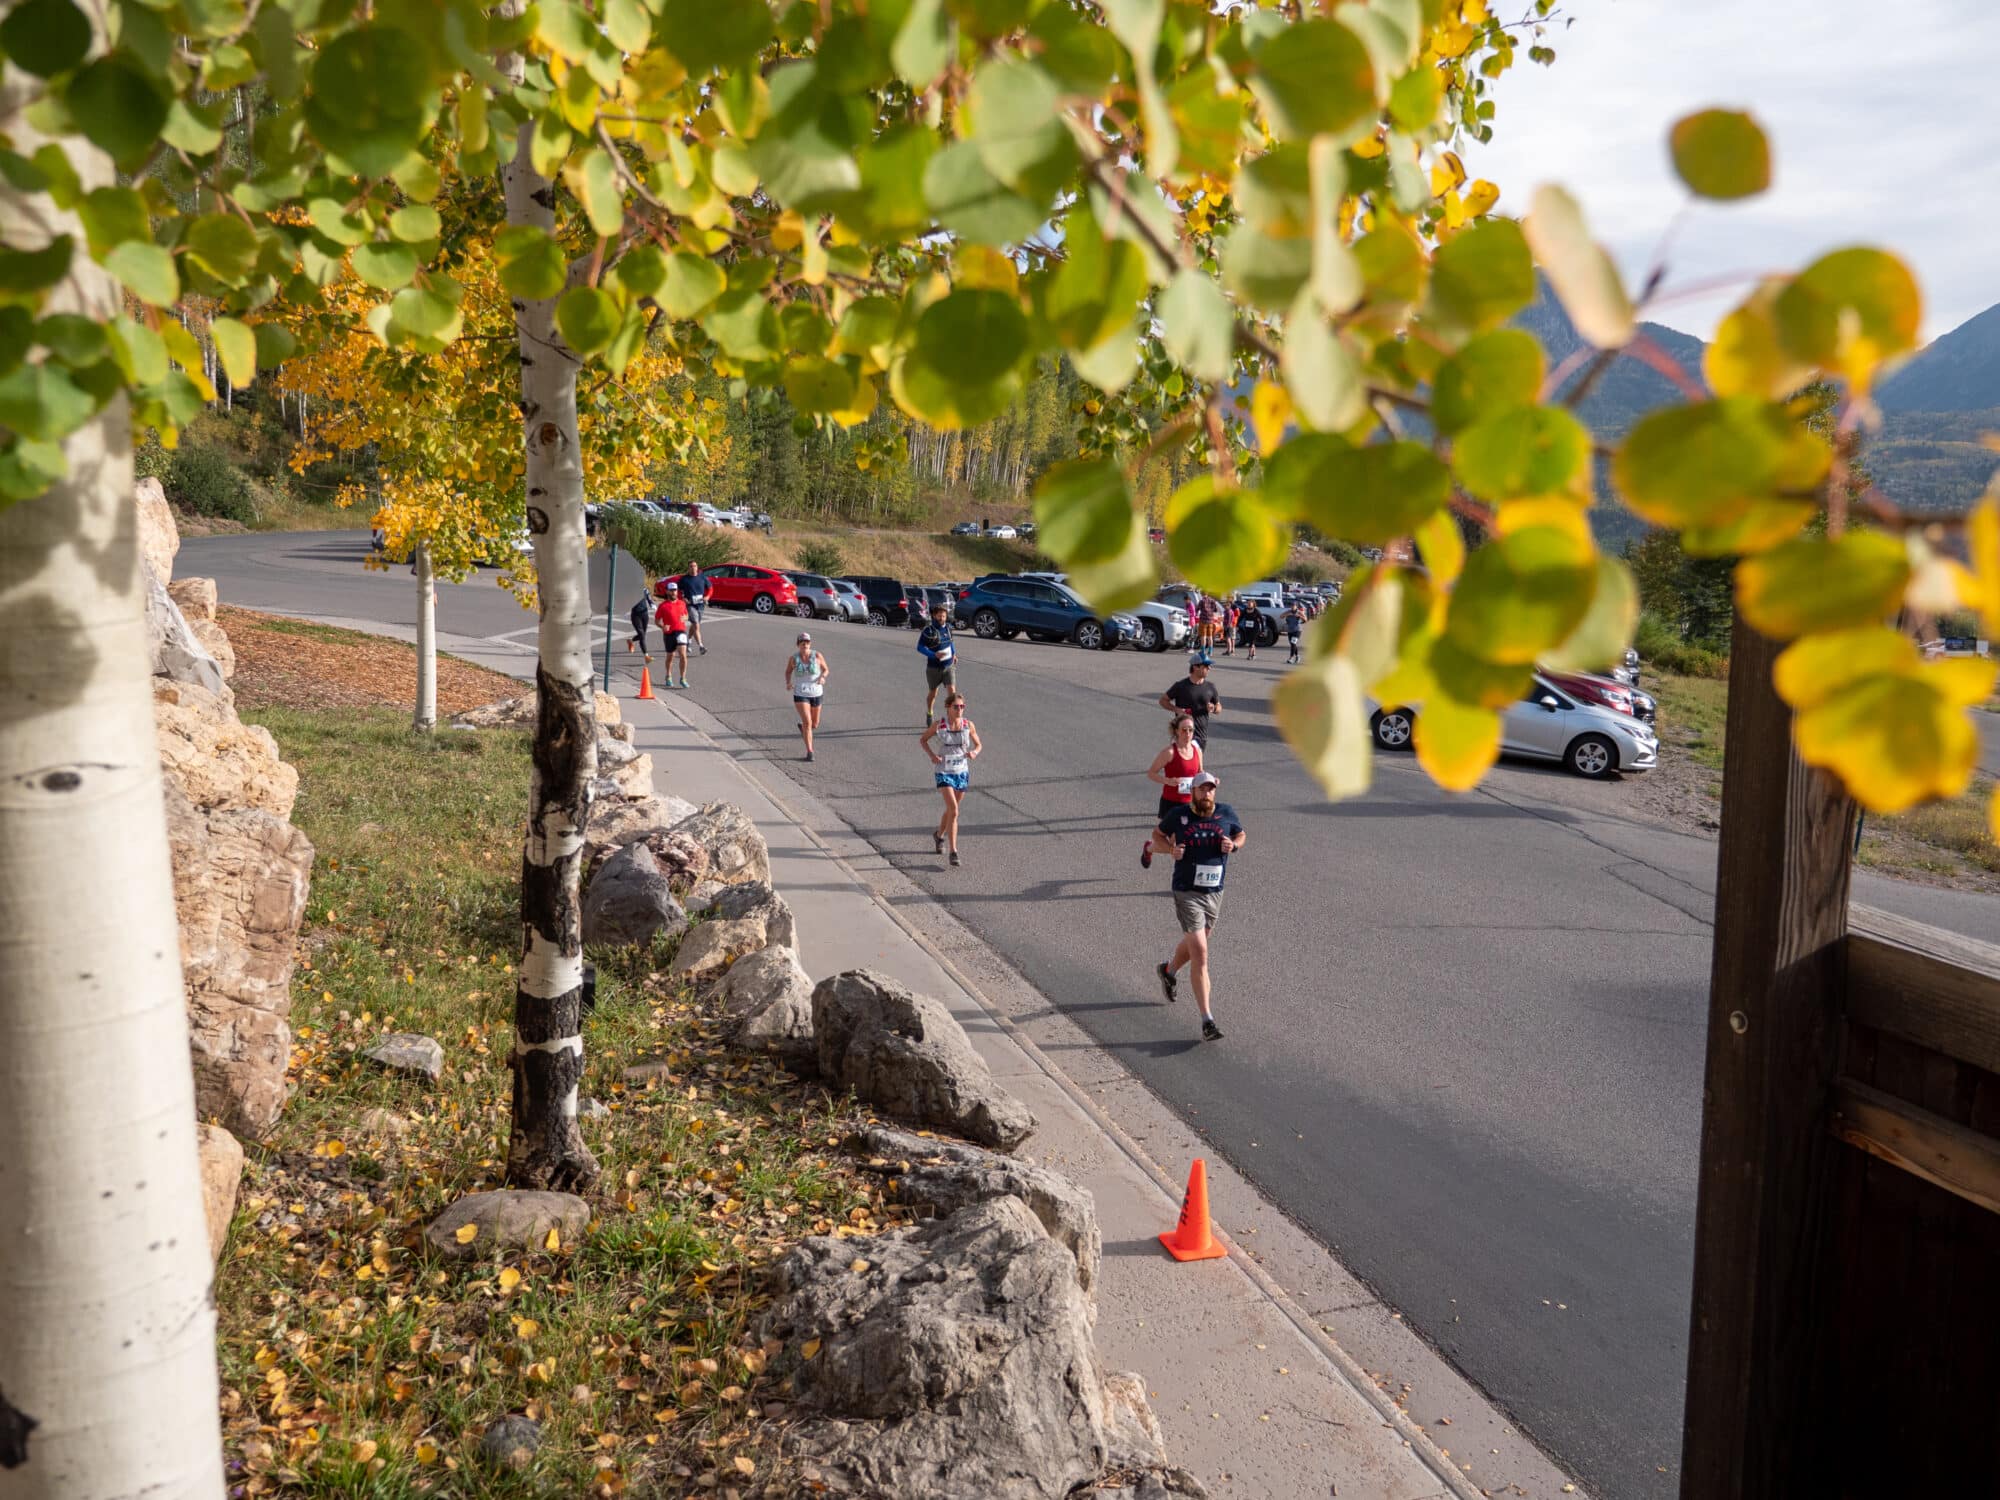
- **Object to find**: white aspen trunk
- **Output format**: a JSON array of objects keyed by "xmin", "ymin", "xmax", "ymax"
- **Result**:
[
  {"xmin": 498, "ymin": 63, "xmax": 599, "ymax": 1192},
  {"xmin": 0, "ymin": 39, "xmax": 224, "ymax": 1500},
  {"xmin": 412, "ymin": 541, "xmax": 437, "ymax": 733}
]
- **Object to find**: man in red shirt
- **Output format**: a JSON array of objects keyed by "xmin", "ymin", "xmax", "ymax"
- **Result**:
[{"xmin": 654, "ymin": 580, "xmax": 692, "ymax": 689}]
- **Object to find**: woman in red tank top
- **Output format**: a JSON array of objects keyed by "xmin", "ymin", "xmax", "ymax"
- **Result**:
[{"xmin": 1141, "ymin": 714, "xmax": 1204, "ymax": 870}]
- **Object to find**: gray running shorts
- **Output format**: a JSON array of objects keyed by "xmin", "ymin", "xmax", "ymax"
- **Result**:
[{"xmin": 1173, "ymin": 890, "xmax": 1222, "ymax": 933}]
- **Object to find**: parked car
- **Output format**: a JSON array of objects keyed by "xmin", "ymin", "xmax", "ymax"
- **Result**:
[
  {"xmin": 1129, "ymin": 599, "xmax": 1192, "ymax": 652},
  {"xmin": 838, "ymin": 574, "xmax": 913, "ymax": 627},
  {"xmin": 664, "ymin": 564, "xmax": 798, "ymax": 614},
  {"xmin": 960, "ymin": 575, "xmax": 1137, "ymax": 651},
  {"xmin": 950, "ymin": 521, "xmax": 981, "ymax": 536},
  {"xmin": 984, "ymin": 523, "xmax": 1018, "ymax": 539},
  {"xmin": 1541, "ymin": 669, "xmax": 1637, "ymax": 719},
  {"xmin": 783, "ymin": 571, "xmax": 852, "ymax": 620},
  {"xmin": 1370, "ymin": 674, "xmax": 1659, "ymax": 779},
  {"xmin": 829, "ymin": 578, "xmax": 870, "ymax": 622},
  {"xmin": 1017, "ymin": 522, "xmax": 1037, "ymax": 539},
  {"xmin": 1147, "ymin": 526, "xmax": 1166, "ymax": 543}
]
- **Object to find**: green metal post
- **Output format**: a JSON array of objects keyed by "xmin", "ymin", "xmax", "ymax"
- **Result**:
[{"xmin": 602, "ymin": 540, "xmax": 618, "ymax": 692}]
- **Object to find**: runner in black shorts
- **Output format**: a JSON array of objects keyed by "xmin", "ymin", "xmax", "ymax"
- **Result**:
[
  {"xmin": 1148, "ymin": 771, "xmax": 1245, "ymax": 1041},
  {"xmin": 916, "ymin": 600, "xmax": 957, "ymax": 724}
]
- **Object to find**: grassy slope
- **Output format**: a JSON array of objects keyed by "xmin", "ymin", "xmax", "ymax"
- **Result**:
[{"xmin": 218, "ymin": 708, "xmax": 894, "ymax": 1497}]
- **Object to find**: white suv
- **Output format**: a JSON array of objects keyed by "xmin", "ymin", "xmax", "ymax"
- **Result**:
[
  {"xmin": 1370, "ymin": 674, "xmax": 1658, "ymax": 779},
  {"xmin": 1128, "ymin": 599, "xmax": 1192, "ymax": 652}
]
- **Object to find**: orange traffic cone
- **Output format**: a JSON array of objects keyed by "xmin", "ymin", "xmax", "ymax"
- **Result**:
[
  {"xmin": 1159, "ymin": 1158, "xmax": 1226, "ymax": 1262},
  {"xmin": 635, "ymin": 664, "xmax": 656, "ymax": 700}
]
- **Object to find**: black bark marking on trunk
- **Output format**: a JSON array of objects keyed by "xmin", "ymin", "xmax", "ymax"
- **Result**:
[
  {"xmin": 532, "ymin": 185, "xmax": 556, "ymax": 210},
  {"xmin": 0, "ymin": 1384, "xmax": 38, "ymax": 1468},
  {"xmin": 526, "ymin": 506, "xmax": 550, "ymax": 535},
  {"xmin": 509, "ymin": 663, "xmax": 598, "ymax": 1191}
]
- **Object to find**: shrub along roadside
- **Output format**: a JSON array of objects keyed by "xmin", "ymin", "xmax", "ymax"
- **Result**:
[
  {"xmin": 217, "ymin": 706, "xmax": 895, "ymax": 1497},
  {"xmin": 603, "ymin": 509, "xmax": 736, "ymax": 580}
]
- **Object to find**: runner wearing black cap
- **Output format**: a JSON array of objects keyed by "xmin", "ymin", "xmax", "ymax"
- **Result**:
[
  {"xmin": 1148, "ymin": 770, "xmax": 1245, "ymax": 1041},
  {"xmin": 1157, "ymin": 653, "xmax": 1222, "ymax": 748}
]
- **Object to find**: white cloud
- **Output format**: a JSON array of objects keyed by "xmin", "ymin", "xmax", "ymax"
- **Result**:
[{"xmin": 1462, "ymin": 0, "xmax": 1998, "ymax": 343}]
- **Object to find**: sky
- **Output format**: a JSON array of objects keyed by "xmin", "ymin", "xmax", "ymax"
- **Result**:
[{"xmin": 1462, "ymin": 0, "xmax": 1999, "ymax": 345}]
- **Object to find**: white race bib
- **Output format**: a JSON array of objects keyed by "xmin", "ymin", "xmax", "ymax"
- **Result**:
[
  {"xmin": 936, "ymin": 646, "xmax": 954, "ymax": 663},
  {"xmin": 941, "ymin": 754, "xmax": 969, "ymax": 775},
  {"xmin": 796, "ymin": 681, "xmax": 823, "ymax": 698},
  {"xmin": 1175, "ymin": 777, "xmax": 1193, "ymax": 794},
  {"xmin": 1193, "ymin": 862, "xmax": 1224, "ymax": 889}
]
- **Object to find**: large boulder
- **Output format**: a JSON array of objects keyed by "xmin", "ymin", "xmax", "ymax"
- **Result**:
[
  {"xmin": 813, "ymin": 970, "xmax": 1035, "ymax": 1151},
  {"xmin": 849, "ymin": 1125, "xmax": 1098, "ymax": 1299},
  {"xmin": 705, "ymin": 945, "xmax": 815, "ymax": 1072},
  {"xmin": 450, "ymin": 689, "xmax": 622, "ymax": 731},
  {"xmin": 136, "ymin": 474, "xmax": 178, "ymax": 584},
  {"xmin": 363, "ymin": 1032, "xmax": 445, "ymax": 1084},
  {"xmin": 168, "ymin": 575, "xmax": 218, "ymax": 622},
  {"xmin": 590, "ymin": 748, "xmax": 655, "ymax": 801},
  {"xmin": 671, "ymin": 802, "xmax": 769, "ymax": 888},
  {"xmin": 189, "ymin": 616, "xmax": 236, "ymax": 680},
  {"xmin": 166, "ymin": 780, "xmax": 315, "ymax": 1139},
  {"xmin": 758, "ymin": 1197, "xmax": 1106, "ymax": 1500},
  {"xmin": 581, "ymin": 842, "xmax": 688, "ymax": 948},
  {"xmin": 197, "ymin": 1122, "xmax": 244, "ymax": 1262},
  {"xmin": 670, "ymin": 882, "xmax": 793, "ymax": 981},
  {"xmin": 145, "ymin": 569, "xmax": 226, "ymax": 696},
  {"xmin": 582, "ymin": 792, "xmax": 701, "ymax": 874},
  {"xmin": 155, "ymin": 678, "xmax": 298, "ymax": 819},
  {"xmin": 424, "ymin": 1191, "xmax": 591, "ymax": 1261}
]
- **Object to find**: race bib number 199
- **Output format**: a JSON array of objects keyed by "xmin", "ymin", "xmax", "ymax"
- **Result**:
[{"xmin": 1193, "ymin": 862, "xmax": 1223, "ymax": 889}]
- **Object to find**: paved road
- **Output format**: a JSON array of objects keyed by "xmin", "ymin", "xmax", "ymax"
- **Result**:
[{"xmin": 187, "ymin": 531, "xmax": 2000, "ymax": 1500}]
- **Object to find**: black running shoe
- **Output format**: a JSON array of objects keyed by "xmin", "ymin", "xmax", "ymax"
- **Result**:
[
  {"xmin": 1140, "ymin": 842, "xmax": 1153, "ymax": 870},
  {"xmin": 934, "ymin": 832, "xmax": 945, "ymax": 855},
  {"xmin": 1202, "ymin": 1017, "xmax": 1224, "ymax": 1041},
  {"xmin": 1157, "ymin": 962, "xmax": 1178, "ymax": 1004},
  {"xmin": 804, "ymin": 750, "xmax": 814, "ymax": 762},
  {"xmin": 949, "ymin": 850, "xmax": 960, "ymax": 867}
]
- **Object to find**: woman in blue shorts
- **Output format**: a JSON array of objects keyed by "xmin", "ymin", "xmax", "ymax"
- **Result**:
[{"xmin": 919, "ymin": 691, "xmax": 982, "ymax": 867}]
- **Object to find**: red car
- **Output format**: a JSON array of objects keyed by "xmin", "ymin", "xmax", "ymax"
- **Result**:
[
  {"xmin": 1541, "ymin": 669, "xmax": 1635, "ymax": 718},
  {"xmin": 664, "ymin": 564, "xmax": 798, "ymax": 615}
]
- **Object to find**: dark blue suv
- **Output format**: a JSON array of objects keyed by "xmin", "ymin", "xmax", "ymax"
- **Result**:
[{"xmin": 959, "ymin": 575, "xmax": 1139, "ymax": 651}]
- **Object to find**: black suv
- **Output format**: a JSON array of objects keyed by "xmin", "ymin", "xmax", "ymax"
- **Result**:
[{"xmin": 838, "ymin": 575, "xmax": 912, "ymax": 627}]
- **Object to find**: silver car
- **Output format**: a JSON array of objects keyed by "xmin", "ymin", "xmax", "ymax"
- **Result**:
[
  {"xmin": 828, "ymin": 579, "xmax": 869, "ymax": 623},
  {"xmin": 1370, "ymin": 674, "xmax": 1658, "ymax": 779}
]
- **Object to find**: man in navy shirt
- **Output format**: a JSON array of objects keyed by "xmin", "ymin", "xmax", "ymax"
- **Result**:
[
  {"xmin": 1148, "ymin": 771, "xmax": 1245, "ymax": 1041},
  {"xmin": 917, "ymin": 599, "xmax": 957, "ymax": 725},
  {"xmin": 681, "ymin": 564, "xmax": 711, "ymax": 655}
]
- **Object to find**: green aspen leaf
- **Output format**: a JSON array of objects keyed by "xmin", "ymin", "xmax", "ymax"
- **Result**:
[
  {"xmin": 891, "ymin": 0, "xmax": 955, "ymax": 86},
  {"xmin": 700, "ymin": 287, "xmax": 779, "ymax": 361},
  {"xmin": 1275, "ymin": 655, "xmax": 1374, "ymax": 799},
  {"xmin": 967, "ymin": 58, "xmax": 1076, "ymax": 203},
  {"xmin": 1388, "ymin": 65, "xmax": 1441, "ymax": 133},
  {"xmin": 1413, "ymin": 693, "xmax": 1502, "ymax": 793},
  {"xmin": 851, "ymin": 126, "xmax": 936, "ymax": 238},
  {"xmin": 1428, "ymin": 217, "xmax": 1534, "ymax": 334},
  {"xmin": 1042, "ymin": 209, "xmax": 1148, "ymax": 354},
  {"xmin": 1248, "ymin": 20, "xmax": 1375, "ymax": 142},
  {"xmin": 389, "ymin": 204, "xmax": 441, "ymax": 242},
  {"xmin": 660, "ymin": 0, "xmax": 774, "ymax": 74},
  {"xmin": 604, "ymin": 0, "xmax": 653, "ymax": 53},
  {"xmin": 305, "ymin": 26, "xmax": 436, "ymax": 177},
  {"xmin": 603, "ymin": 298, "xmax": 649, "ymax": 376},
  {"xmin": 1668, "ymin": 109, "xmax": 1771, "ymax": 201},
  {"xmin": 1063, "ymin": 508, "xmax": 1158, "ymax": 614},
  {"xmin": 1340, "ymin": 4, "xmax": 1415, "ymax": 90},
  {"xmin": 393, "ymin": 158, "xmax": 442, "ymax": 207},
  {"xmin": 1034, "ymin": 456, "xmax": 1135, "ymax": 568},
  {"xmin": 1523, "ymin": 184, "xmax": 1634, "ymax": 349},
  {"xmin": 183, "ymin": 214, "xmax": 260, "ymax": 283},
  {"xmin": 351, "ymin": 240, "xmax": 419, "ymax": 290},
  {"xmin": 307, "ymin": 198, "xmax": 369, "ymax": 246},
  {"xmin": 106, "ymin": 316, "xmax": 168, "ymax": 385},
  {"xmin": 1070, "ymin": 326, "xmax": 1139, "ymax": 394},
  {"xmin": 713, "ymin": 63, "xmax": 771, "ymax": 139},
  {"xmin": 0, "ymin": 236, "xmax": 73, "ymax": 302},
  {"xmin": 494, "ymin": 225, "xmax": 568, "ymax": 301},
  {"xmin": 0, "ymin": 361, "xmax": 96, "ymax": 442},
  {"xmin": 834, "ymin": 295, "xmax": 899, "ymax": 365},
  {"xmin": 1084, "ymin": 169, "xmax": 1180, "ymax": 283},
  {"xmin": 252, "ymin": 323, "xmax": 296, "ymax": 367},
  {"xmin": 0, "ymin": 435, "xmax": 68, "ymax": 504},
  {"xmin": 1166, "ymin": 59, "xmax": 1242, "ymax": 178},
  {"xmin": 1166, "ymin": 474, "xmax": 1289, "ymax": 592},
  {"xmin": 64, "ymin": 53, "xmax": 172, "ymax": 165},
  {"xmin": 1784, "ymin": 644, "xmax": 1990, "ymax": 813},
  {"xmin": 1027, "ymin": 3, "xmax": 1119, "ymax": 92},
  {"xmin": 914, "ymin": 288, "xmax": 1029, "ymax": 387},
  {"xmin": 1705, "ymin": 283, "xmax": 1812, "ymax": 400},
  {"xmin": 1353, "ymin": 220, "xmax": 1428, "ymax": 307},
  {"xmin": 1308, "ymin": 139, "xmax": 1361, "ymax": 314},
  {"xmin": 26, "ymin": 143, "xmax": 79, "ymax": 208},
  {"xmin": 530, "ymin": 111, "xmax": 575, "ymax": 179},
  {"xmin": 570, "ymin": 148, "xmax": 625, "ymax": 237},
  {"xmin": 161, "ymin": 98, "xmax": 225, "ymax": 155},
  {"xmin": 1543, "ymin": 555, "xmax": 1638, "ymax": 673},
  {"xmin": 1774, "ymin": 625, "xmax": 1920, "ymax": 711},
  {"xmin": 0, "ymin": 0, "xmax": 92, "ymax": 77},
  {"xmin": 104, "ymin": 240, "xmax": 178, "ymax": 306},
  {"xmin": 612, "ymin": 244, "xmax": 668, "ymax": 301},
  {"xmin": 251, "ymin": 1, "xmax": 302, "ymax": 101},
  {"xmin": 1158, "ymin": 268, "xmax": 1235, "ymax": 385},
  {"xmin": 209, "ymin": 316, "xmax": 256, "ymax": 387},
  {"xmin": 782, "ymin": 355, "xmax": 856, "ymax": 413},
  {"xmin": 1282, "ymin": 297, "xmax": 1364, "ymax": 432},
  {"xmin": 1222, "ymin": 227, "xmax": 1309, "ymax": 314},
  {"xmin": 778, "ymin": 302, "xmax": 833, "ymax": 356},
  {"xmin": 556, "ymin": 286, "xmax": 621, "ymax": 355},
  {"xmin": 1452, "ymin": 404, "xmax": 1591, "ymax": 501},
  {"xmin": 32, "ymin": 312, "xmax": 102, "ymax": 365},
  {"xmin": 1446, "ymin": 523, "xmax": 1598, "ymax": 666},
  {"xmin": 389, "ymin": 281, "xmax": 462, "ymax": 339},
  {"xmin": 1614, "ymin": 397, "xmax": 1830, "ymax": 530},
  {"xmin": 658, "ymin": 251, "xmax": 726, "ymax": 318},
  {"xmin": 1432, "ymin": 328, "xmax": 1544, "ymax": 436},
  {"xmin": 890, "ymin": 344, "xmax": 1024, "ymax": 428},
  {"xmin": 536, "ymin": 0, "xmax": 598, "ymax": 62},
  {"xmin": 1427, "ymin": 633, "xmax": 1534, "ymax": 711},
  {"xmin": 1773, "ymin": 247, "xmax": 1922, "ymax": 389},
  {"xmin": 1276, "ymin": 438, "xmax": 1450, "ymax": 545},
  {"xmin": 1099, "ymin": 0, "xmax": 1174, "ymax": 177},
  {"xmin": 1735, "ymin": 531, "xmax": 1911, "ymax": 639},
  {"xmin": 745, "ymin": 111, "xmax": 862, "ymax": 210}
]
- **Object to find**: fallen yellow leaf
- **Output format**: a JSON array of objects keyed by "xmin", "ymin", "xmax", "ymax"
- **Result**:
[
  {"xmin": 321, "ymin": 1139, "xmax": 346, "ymax": 1158},
  {"xmin": 545, "ymin": 1227, "xmax": 561, "ymax": 1250},
  {"xmin": 454, "ymin": 1223, "xmax": 479, "ymax": 1244},
  {"xmin": 498, "ymin": 1267, "xmax": 522, "ymax": 1294},
  {"xmin": 516, "ymin": 1318, "xmax": 541, "ymax": 1339},
  {"xmin": 733, "ymin": 1455, "xmax": 756, "ymax": 1476},
  {"xmin": 351, "ymin": 1439, "xmax": 378, "ymax": 1463},
  {"xmin": 800, "ymin": 1339, "xmax": 822, "ymax": 1360},
  {"xmin": 414, "ymin": 1440, "xmax": 439, "ymax": 1464}
]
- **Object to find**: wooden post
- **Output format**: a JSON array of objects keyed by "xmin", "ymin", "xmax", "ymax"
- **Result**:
[{"xmin": 1679, "ymin": 619, "xmax": 1858, "ymax": 1499}]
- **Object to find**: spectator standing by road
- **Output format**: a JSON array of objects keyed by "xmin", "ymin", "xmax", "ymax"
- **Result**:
[
  {"xmin": 784, "ymin": 631, "xmax": 829, "ymax": 761},
  {"xmin": 1236, "ymin": 596, "xmax": 1259, "ymax": 660},
  {"xmin": 628, "ymin": 590, "xmax": 651, "ymax": 656},
  {"xmin": 1158, "ymin": 655, "xmax": 1222, "ymax": 748},
  {"xmin": 1150, "ymin": 771, "xmax": 1244, "ymax": 1042},
  {"xmin": 654, "ymin": 582, "xmax": 691, "ymax": 689},
  {"xmin": 1284, "ymin": 601, "xmax": 1305, "ymax": 664},
  {"xmin": 917, "ymin": 600, "xmax": 957, "ymax": 725},
  {"xmin": 681, "ymin": 563, "xmax": 711, "ymax": 655},
  {"xmin": 1141, "ymin": 713, "xmax": 1203, "ymax": 870},
  {"xmin": 921, "ymin": 691, "xmax": 981, "ymax": 867},
  {"xmin": 1221, "ymin": 599, "xmax": 1238, "ymax": 657}
]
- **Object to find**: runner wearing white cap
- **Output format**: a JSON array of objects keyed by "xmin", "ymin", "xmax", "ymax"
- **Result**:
[
  {"xmin": 784, "ymin": 630, "xmax": 829, "ymax": 761},
  {"xmin": 1147, "ymin": 770, "xmax": 1245, "ymax": 1041}
]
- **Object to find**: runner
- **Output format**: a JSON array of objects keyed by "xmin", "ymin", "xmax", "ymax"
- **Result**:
[
  {"xmin": 1157, "ymin": 654, "xmax": 1222, "ymax": 748},
  {"xmin": 682, "ymin": 562, "xmax": 711, "ymax": 655},
  {"xmin": 1236, "ymin": 596, "xmax": 1258, "ymax": 660},
  {"xmin": 783, "ymin": 631, "xmax": 829, "ymax": 760},
  {"xmin": 628, "ymin": 589, "xmax": 652, "ymax": 656},
  {"xmin": 1221, "ymin": 597, "xmax": 1237, "ymax": 657},
  {"xmin": 1149, "ymin": 771, "xmax": 1246, "ymax": 1042},
  {"xmin": 1284, "ymin": 600, "xmax": 1305, "ymax": 665},
  {"xmin": 917, "ymin": 599, "xmax": 957, "ymax": 724},
  {"xmin": 1141, "ymin": 712, "xmax": 1203, "ymax": 869},
  {"xmin": 654, "ymin": 581, "xmax": 691, "ymax": 689},
  {"xmin": 920, "ymin": 691, "xmax": 981, "ymax": 867},
  {"xmin": 1198, "ymin": 594, "xmax": 1223, "ymax": 653}
]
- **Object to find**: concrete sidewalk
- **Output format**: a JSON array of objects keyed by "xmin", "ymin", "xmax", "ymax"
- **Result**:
[{"xmin": 279, "ymin": 616, "xmax": 1576, "ymax": 1500}]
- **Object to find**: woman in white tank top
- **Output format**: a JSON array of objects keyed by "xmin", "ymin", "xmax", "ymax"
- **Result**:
[
  {"xmin": 919, "ymin": 690, "xmax": 982, "ymax": 867},
  {"xmin": 783, "ymin": 631, "xmax": 829, "ymax": 761}
]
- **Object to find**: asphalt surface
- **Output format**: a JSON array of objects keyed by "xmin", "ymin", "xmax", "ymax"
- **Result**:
[{"xmin": 188, "ymin": 530, "xmax": 2000, "ymax": 1500}]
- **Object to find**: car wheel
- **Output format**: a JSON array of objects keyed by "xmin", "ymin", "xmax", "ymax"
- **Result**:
[
  {"xmin": 1074, "ymin": 620, "xmax": 1104, "ymax": 650},
  {"xmin": 1372, "ymin": 708, "xmax": 1416, "ymax": 750},
  {"xmin": 1139, "ymin": 620, "xmax": 1165, "ymax": 652},
  {"xmin": 867, "ymin": 608, "xmax": 889, "ymax": 627},
  {"xmin": 973, "ymin": 609, "xmax": 1001, "ymax": 639},
  {"xmin": 1567, "ymin": 733, "xmax": 1618, "ymax": 779},
  {"xmin": 794, "ymin": 602, "xmax": 813, "ymax": 619},
  {"xmin": 753, "ymin": 593, "xmax": 777, "ymax": 614},
  {"xmin": 1259, "ymin": 619, "xmax": 1279, "ymax": 648}
]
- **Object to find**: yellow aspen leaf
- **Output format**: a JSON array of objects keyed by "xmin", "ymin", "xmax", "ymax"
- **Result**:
[
  {"xmin": 498, "ymin": 1267, "xmax": 522, "ymax": 1293},
  {"xmin": 1249, "ymin": 381, "xmax": 1293, "ymax": 457},
  {"xmin": 545, "ymin": 1227, "xmax": 562, "ymax": 1250},
  {"xmin": 1462, "ymin": 179, "xmax": 1500, "ymax": 217},
  {"xmin": 1962, "ymin": 497, "xmax": 2000, "ymax": 638},
  {"xmin": 415, "ymin": 1441, "xmax": 440, "ymax": 1464},
  {"xmin": 351, "ymin": 1440, "xmax": 378, "ymax": 1464},
  {"xmin": 454, "ymin": 1223, "xmax": 479, "ymax": 1244},
  {"xmin": 801, "ymin": 1339, "xmax": 823, "ymax": 1360},
  {"xmin": 1414, "ymin": 695, "xmax": 1502, "ymax": 792},
  {"xmin": 516, "ymin": 1318, "xmax": 541, "ymax": 1339},
  {"xmin": 321, "ymin": 1139, "xmax": 346, "ymax": 1158},
  {"xmin": 734, "ymin": 1456, "xmax": 757, "ymax": 1475}
]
